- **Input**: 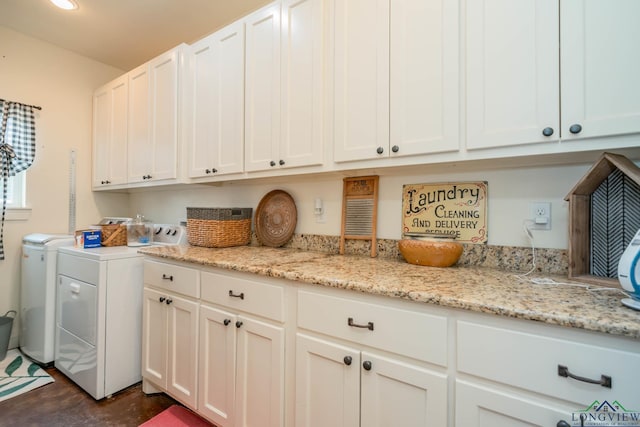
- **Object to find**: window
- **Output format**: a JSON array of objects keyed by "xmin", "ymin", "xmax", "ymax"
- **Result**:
[
  {"xmin": 2, "ymin": 172, "xmax": 25, "ymax": 208},
  {"xmin": 3, "ymin": 173, "xmax": 25, "ymax": 208},
  {"xmin": 1, "ymin": 172, "xmax": 29, "ymax": 220}
]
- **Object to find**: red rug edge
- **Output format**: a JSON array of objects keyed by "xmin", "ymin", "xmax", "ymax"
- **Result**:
[{"xmin": 139, "ymin": 404, "xmax": 212, "ymax": 427}]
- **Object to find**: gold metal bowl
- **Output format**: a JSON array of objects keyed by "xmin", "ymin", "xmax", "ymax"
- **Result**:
[{"xmin": 398, "ymin": 238, "xmax": 463, "ymax": 267}]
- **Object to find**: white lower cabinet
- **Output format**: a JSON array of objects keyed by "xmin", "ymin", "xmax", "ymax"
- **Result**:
[
  {"xmin": 198, "ymin": 270, "xmax": 286, "ymax": 427},
  {"xmin": 295, "ymin": 334, "xmax": 360, "ymax": 426},
  {"xmin": 141, "ymin": 257, "xmax": 640, "ymax": 427},
  {"xmin": 455, "ymin": 318, "xmax": 640, "ymax": 426},
  {"xmin": 142, "ymin": 287, "xmax": 199, "ymax": 409},
  {"xmin": 455, "ymin": 380, "xmax": 575, "ymax": 427},
  {"xmin": 142, "ymin": 261, "xmax": 200, "ymax": 409},
  {"xmin": 296, "ymin": 333, "xmax": 447, "ymax": 427},
  {"xmin": 295, "ymin": 289, "xmax": 449, "ymax": 427}
]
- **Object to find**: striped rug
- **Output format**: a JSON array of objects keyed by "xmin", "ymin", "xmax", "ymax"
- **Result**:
[{"xmin": 0, "ymin": 349, "xmax": 54, "ymax": 402}]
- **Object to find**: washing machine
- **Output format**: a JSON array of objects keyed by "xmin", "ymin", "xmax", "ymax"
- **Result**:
[{"xmin": 20, "ymin": 233, "xmax": 75, "ymax": 365}]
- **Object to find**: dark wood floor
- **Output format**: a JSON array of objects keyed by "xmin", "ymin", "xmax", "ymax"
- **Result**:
[{"xmin": 0, "ymin": 366, "xmax": 178, "ymax": 427}]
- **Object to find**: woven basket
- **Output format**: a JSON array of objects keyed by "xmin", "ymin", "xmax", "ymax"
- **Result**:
[
  {"xmin": 100, "ymin": 224, "xmax": 127, "ymax": 246},
  {"xmin": 187, "ymin": 207, "xmax": 252, "ymax": 248}
]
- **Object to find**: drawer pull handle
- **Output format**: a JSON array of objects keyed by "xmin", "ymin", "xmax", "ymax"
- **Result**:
[
  {"xmin": 343, "ymin": 356, "xmax": 352, "ymax": 366},
  {"xmin": 162, "ymin": 274, "xmax": 173, "ymax": 281},
  {"xmin": 557, "ymin": 365, "xmax": 611, "ymax": 388},
  {"xmin": 228, "ymin": 290, "xmax": 245, "ymax": 300},
  {"xmin": 223, "ymin": 319, "xmax": 231, "ymax": 326},
  {"xmin": 348, "ymin": 317, "xmax": 374, "ymax": 331}
]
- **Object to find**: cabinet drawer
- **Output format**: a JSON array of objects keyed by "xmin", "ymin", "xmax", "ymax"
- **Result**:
[
  {"xmin": 457, "ymin": 321, "xmax": 640, "ymax": 404},
  {"xmin": 298, "ymin": 290, "xmax": 447, "ymax": 366},
  {"xmin": 201, "ymin": 271, "xmax": 284, "ymax": 322},
  {"xmin": 144, "ymin": 260, "xmax": 199, "ymax": 298}
]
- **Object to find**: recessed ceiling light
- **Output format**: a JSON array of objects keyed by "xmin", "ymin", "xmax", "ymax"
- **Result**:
[{"xmin": 50, "ymin": 0, "xmax": 78, "ymax": 10}]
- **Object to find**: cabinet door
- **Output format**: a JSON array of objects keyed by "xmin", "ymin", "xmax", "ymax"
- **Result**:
[
  {"xmin": 455, "ymin": 380, "xmax": 575, "ymax": 427},
  {"xmin": 92, "ymin": 75, "xmax": 128, "ymax": 188},
  {"xmin": 188, "ymin": 22, "xmax": 245, "ymax": 178},
  {"xmin": 390, "ymin": 0, "xmax": 459, "ymax": 156},
  {"xmin": 244, "ymin": 3, "xmax": 281, "ymax": 172},
  {"xmin": 333, "ymin": 0, "xmax": 389, "ymax": 162},
  {"xmin": 148, "ymin": 47, "xmax": 181, "ymax": 181},
  {"xmin": 128, "ymin": 63, "xmax": 152, "ymax": 182},
  {"xmin": 198, "ymin": 305, "xmax": 237, "ymax": 427},
  {"xmin": 142, "ymin": 287, "xmax": 167, "ymax": 387},
  {"xmin": 235, "ymin": 315, "xmax": 285, "ymax": 427},
  {"xmin": 93, "ymin": 86, "xmax": 110, "ymax": 188},
  {"xmin": 466, "ymin": 0, "xmax": 559, "ymax": 149},
  {"xmin": 561, "ymin": 0, "xmax": 640, "ymax": 140},
  {"xmin": 280, "ymin": 0, "xmax": 324, "ymax": 169},
  {"xmin": 360, "ymin": 352, "xmax": 448, "ymax": 427},
  {"xmin": 295, "ymin": 334, "xmax": 360, "ymax": 427},
  {"xmin": 166, "ymin": 293, "xmax": 199, "ymax": 409}
]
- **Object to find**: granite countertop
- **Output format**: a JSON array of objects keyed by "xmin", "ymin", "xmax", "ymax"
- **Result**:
[{"xmin": 139, "ymin": 245, "xmax": 640, "ymax": 340}]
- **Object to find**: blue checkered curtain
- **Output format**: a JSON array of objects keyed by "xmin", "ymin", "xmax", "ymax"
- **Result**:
[{"xmin": 0, "ymin": 100, "xmax": 37, "ymax": 260}]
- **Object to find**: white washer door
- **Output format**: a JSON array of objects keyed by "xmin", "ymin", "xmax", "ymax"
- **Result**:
[{"xmin": 57, "ymin": 275, "xmax": 97, "ymax": 346}]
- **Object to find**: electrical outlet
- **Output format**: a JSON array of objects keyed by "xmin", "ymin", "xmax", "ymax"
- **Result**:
[{"xmin": 529, "ymin": 202, "xmax": 551, "ymax": 230}]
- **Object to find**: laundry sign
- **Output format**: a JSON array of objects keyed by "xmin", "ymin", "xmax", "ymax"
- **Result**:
[{"xmin": 402, "ymin": 182, "xmax": 488, "ymax": 243}]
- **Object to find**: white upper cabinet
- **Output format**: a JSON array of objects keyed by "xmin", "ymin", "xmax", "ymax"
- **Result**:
[
  {"xmin": 244, "ymin": 3, "xmax": 282, "ymax": 172},
  {"xmin": 560, "ymin": 0, "xmax": 640, "ymax": 141},
  {"xmin": 333, "ymin": 0, "xmax": 459, "ymax": 162},
  {"xmin": 466, "ymin": 0, "xmax": 559, "ymax": 150},
  {"xmin": 187, "ymin": 22, "xmax": 245, "ymax": 178},
  {"xmin": 92, "ymin": 74, "xmax": 128, "ymax": 188},
  {"xmin": 389, "ymin": 0, "xmax": 459, "ymax": 157},
  {"xmin": 467, "ymin": 0, "xmax": 640, "ymax": 150},
  {"xmin": 127, "ymin": 63, "xmax": 151, "ymax": 182},
  {"xmin": 128, "ymin": 45, "xmax": 185, "ymax": 184},
  {"xmin": 333, "ymin": 0, "xmax": 389, "ymax": 162},
  {"xmin": 279, "ymin": 0, "xmax": 325, "ymax": 169}
]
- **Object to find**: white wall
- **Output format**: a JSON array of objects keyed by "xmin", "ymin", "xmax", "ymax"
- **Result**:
[
  {"xmin": 0, "ymin": 26, "xmax": 128, "ymax": 347},
  {"xmin": 130, "ymin": 155, "xmax": 639, "ymax": 251}
]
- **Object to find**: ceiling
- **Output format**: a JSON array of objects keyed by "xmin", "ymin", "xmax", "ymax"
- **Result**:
[{"xmin": 0, "ymin": 0, "xmax": 272, "ymax": 71}]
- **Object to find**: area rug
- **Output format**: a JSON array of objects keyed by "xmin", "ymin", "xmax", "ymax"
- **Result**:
[
  {"xmin": 139, "ymin": 405, "xmax": 212, "ymax": 427},
  {"xmin": 0, "ymin": 349, "xmax": 54, "ymax": 403}
]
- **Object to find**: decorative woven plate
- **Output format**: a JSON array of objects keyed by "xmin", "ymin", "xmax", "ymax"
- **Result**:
[{"xmin": 255, "ymin": 190, "xmax": 297, "ymax": 247}]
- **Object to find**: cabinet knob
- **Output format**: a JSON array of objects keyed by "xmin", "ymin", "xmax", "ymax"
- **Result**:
[
  {"xmin": 235, "ymin": 321, "xmax": 243, "ymax": 328},
  {"xmin": 343, "ymin": 356, "xmax": 352, "ymax": 366},
  {"xmin": 376, "ymin": 146, "xmax": 384, "ymax": 155},
  {"xmin": 279, "ymin": 159, "xmax": 285, "ymax": 166},
  {"xmin": 391, "ymin": 145, "xmax": 399, "ymax": 153},
  {"xmin": 165, "ymin": 298, "xmax": 173, "ymax": 305},
  {"xmin": 569, "ymin": 124, "xmax": 582, "ymax": 134},
  {"xmin": 159, "ymin": 297, "xmax": 166, "ymax": 303},
  {"xmin": 223, "ymin": 319, "xmax": 231, "ymax": 326},
  {"xmin": 211, "ymin": 168, "xmax": 217, "ymax": 173},
  {"xmin": 542, "ymin": 127, "xmax": 554, "ymax": 137},
  {"xmin": 270, "ymin": 161, "xmax": 276, "ymax": 167},
  {"xmin": 362, "ymin": 360, "xmax": 372, "ymax": 371}
]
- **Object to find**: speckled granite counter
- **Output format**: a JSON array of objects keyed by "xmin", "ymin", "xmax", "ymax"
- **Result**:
[{"xmin": 139, "ymin": 245, "xmax": 640, "ymax": 340}]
